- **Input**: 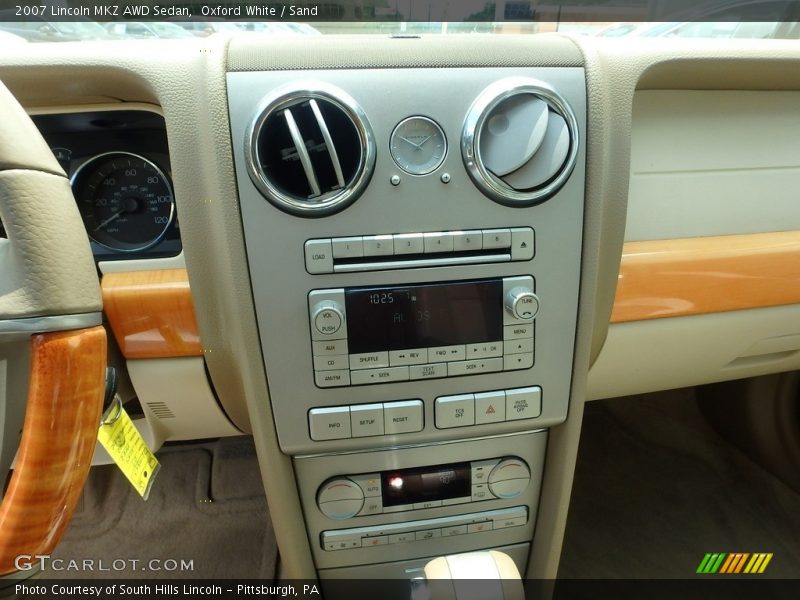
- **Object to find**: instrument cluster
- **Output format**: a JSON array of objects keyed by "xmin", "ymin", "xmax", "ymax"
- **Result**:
[{"xmin": 31, "ymin": 109, "xmax": 182, "ymax": 261}]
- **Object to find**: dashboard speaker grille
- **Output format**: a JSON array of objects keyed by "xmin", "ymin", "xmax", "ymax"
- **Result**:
[
  {"xmin": 462, "ymin": 78, "xmax": 579, "ymax": 207},
  {"xmin": 246, "ymin": 83, "xmax": 376, "ymax": 217}
]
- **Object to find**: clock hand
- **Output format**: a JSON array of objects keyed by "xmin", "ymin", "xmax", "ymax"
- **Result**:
[
  {"xmin": 416, "ymin": 135, "xmax": 433, "ymax": 147},
  {"xmin": 399, "ymin": 136, "xmax": 423, "ymax": 150}
]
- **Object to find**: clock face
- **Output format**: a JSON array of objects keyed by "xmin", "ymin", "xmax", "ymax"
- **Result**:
[{"xmin": 390, "ymin": 116, "xmax": 447, "ymax": 176}]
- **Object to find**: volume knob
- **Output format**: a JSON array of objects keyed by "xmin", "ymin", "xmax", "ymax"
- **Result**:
[
  {"xmin": 311, "ymin": 301, "xmax": 345, "ymax": 336},
  {"xmin": 504, "ymin": 287, "xmax": 539, "ymax": 320}
]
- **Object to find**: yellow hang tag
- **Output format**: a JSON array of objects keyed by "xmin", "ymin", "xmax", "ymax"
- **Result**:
[{"xmin": 97, "ymin": 399, "xmax": 160, "ymax": 500}]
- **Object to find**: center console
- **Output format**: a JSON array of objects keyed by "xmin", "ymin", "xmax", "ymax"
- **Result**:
[{"xmin": 227, "ymin": 65, "xmax": 586, "ymax": 578}]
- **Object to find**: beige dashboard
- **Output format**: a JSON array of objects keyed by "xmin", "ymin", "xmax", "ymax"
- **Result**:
[{"xmin": 2, "ymin": 33, "xmax": 799, "ymax": 579}]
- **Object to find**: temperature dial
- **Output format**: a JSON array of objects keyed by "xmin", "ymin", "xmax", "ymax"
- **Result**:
[
  {"xmin": 488, "ymin": 457, "xmax": 531, "ymax": 499},
  {"xmin": 317, "ymin": 478, "xmax": 364, "ymax": 520},
  {"xmin": 504, "ymin": 287, "xmax": 539, "ymax": 320}
]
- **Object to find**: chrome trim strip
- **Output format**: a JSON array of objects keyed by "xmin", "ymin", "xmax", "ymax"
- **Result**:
[
  {"xmin": 0, "ymin": 312, "xmax": 102, "ymax": 337},
  {"xmin": 310, "ymin": 99, "xmax": 345, "ymax": 189},
  {"xmin": 333, "ymin": 253, "xmax": 511, "ymax": 273},
  {"xmin": 294, "ymin": 428, "xmax": 546, "ymax": 460},
  {"xmin": 461, "ymin": 77, "xmax": 580, "ymax": 207},
  {"xmin": 283, "ymin": 108, "xmax": 321, "ymax": 197}
]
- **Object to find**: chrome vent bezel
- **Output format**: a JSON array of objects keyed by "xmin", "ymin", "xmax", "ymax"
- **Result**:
[
  {"xmin": 461, "ymin": 77, "xmax": 580, "ymax": 208},
  {"xmin": 245, "ymin": 82, "xmax": 376, "ymax": 217}
]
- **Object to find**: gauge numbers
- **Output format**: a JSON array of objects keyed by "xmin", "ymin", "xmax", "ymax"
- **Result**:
[
  {"xmin": 71, "ymin": 152, "xmax": 175, "ymax": 252},
  {"xmin": 390, "ymin": 116, "xmax": 447, "ymax": 176}
]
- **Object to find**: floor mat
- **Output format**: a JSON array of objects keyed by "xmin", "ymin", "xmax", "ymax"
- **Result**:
[
  {"xmin": 559, "ymin": 388, "xmax": 800, "ymax": 578},
  {"xmin": 44, "ymin": 436, "xmax": 278, "ymax": 579}
]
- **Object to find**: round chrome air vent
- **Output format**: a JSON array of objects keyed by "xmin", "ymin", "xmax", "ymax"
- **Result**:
[
  {"xmin": 462, "ymin": 78, "xmax": 579, "ymax": 207},
  {"xmin": 246, "ymin": 82, "xmax": 376, "ymax": 217}
]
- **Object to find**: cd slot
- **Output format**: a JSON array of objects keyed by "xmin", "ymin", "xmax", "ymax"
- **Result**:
[{"xmin": 334, "ymin": 251, "xmax": 511, "ymax": 273}]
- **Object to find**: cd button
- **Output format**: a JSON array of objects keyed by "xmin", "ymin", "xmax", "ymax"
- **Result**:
[
  {"xmin": 503, "ymin": 324, "xmax": 534, "ymax": 340},
  {"xmin": 503, "ymin": 353, "xmax": 534, "ymax": 371},
  {"xmin": 332, "ymin": 236, "xmax": 364, "ymax": 259},
  {"xmin": 349, "ymin": 351, "xmax": 390, "ymax": 369},
  {"xmin": 389, "ymin": 348, "xmax": 428, "ymax": 366},
  {"xmin": 393, "ymin": 233, "xmax": 424, "ymax": 255},
  {"xmin": 383, "ymin": 400, "xmax": 423, "ymax": 434},
  {"xmin": 409, "ymin": 363, "xmax": 447, "ymax": 380},
  {"xmin": 423, "ymin": 232, "xmax": 455, "ymax": 254},
  {"xmin": 466, "ymin": 341, "xmax": 503, "ymax": 359},
  {"xmin": 362, "ymin": 235, "xmax": 394, "ymax": 256},
  {"xmin": 452, "ymin": 230, "xmax": 483, "ymax": 252},
  {"xmin": 475, "ymin": 391, "xmax": 506, "ymax": 424},
  {"xmin": 313, "ymin": 355, "xmax": 349, "ymax": 371},
  {"xmin": 482, "ymin": 228, "xmax": 511, "ymax": 249},
  {"xmin": 314, "ymin": 370, "xmax": 350, "ymax": 388},
  {"xmin": 312, "ymin": 339, "xmax": 349, "ymax": 356},
  {"xmin": 429, "ymin": 344, "xmax": 466, "ymax": 361},
  {"xmin": 351, "ymin": 366, "xmax": 409, "ymax": 386}
]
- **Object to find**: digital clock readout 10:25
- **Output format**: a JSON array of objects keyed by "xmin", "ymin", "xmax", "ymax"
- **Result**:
[{"xmin": 368, "ymin": 291, "xmax": 432, "ymax": 324}]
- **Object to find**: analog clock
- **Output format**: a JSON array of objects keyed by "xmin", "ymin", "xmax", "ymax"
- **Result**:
[{"xmin": 390, "ymin": 116, "xmax": 447, "ymax": 176}]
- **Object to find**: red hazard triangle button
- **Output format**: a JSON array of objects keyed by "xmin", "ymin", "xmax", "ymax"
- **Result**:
[{"xmin": 486, "ymin": 405, "xmax": 496, "ymax": 414}]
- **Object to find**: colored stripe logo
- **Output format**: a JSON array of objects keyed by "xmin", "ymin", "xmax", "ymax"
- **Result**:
[{"xmin": 697, "ymin": 553, "xmax": 773, "ymax": 574}]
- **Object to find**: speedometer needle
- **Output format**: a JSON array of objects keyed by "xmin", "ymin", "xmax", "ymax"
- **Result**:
[{"xmin": 94, "ymin": 210, "xmax": 125, "ymax": 232}]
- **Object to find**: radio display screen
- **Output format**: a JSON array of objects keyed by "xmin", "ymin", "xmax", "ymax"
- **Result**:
[
  {"xmin": 344, "ymin": 279, "xmax": 502, "ymax": 354},
  {"xmin": 381, "ymin": 462, "xmax": 471, "ymax": 506}
]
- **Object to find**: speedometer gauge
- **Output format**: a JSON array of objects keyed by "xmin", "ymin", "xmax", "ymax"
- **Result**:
[{"xmin": 71, "ymin": 152, "xmax": 175, "ymax": 252}]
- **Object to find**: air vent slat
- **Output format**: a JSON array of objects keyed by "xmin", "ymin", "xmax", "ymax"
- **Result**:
[
  {"xmin": 309, "ymin": 99, "xmax": 346, "ymax": 189},
  {"xmin": 247, "ymin": 82, "xmax": 376, "ymax": 217},
  {"xmin": 283, "ymin": 108, "xmax": 322, "ymax": 197}
]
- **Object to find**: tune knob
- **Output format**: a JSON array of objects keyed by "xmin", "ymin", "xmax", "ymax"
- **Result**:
[
  {"xmin": 317, "ymin": 478, "xmax": 365, "ymax": 520},
  {"xmin": 311, "ymin": 301, "xmax": 345, "ymax": 336},
  {"xmin": 488, "ymin": 457, "xmax": 531, "ymax": 499},
  {"xmin": 504, "ymin": 287, "xmax": 539, "ymax": 320}
]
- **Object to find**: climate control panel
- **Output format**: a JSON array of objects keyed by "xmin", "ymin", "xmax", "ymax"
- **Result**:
[{"xmin": 316, "ymin": 457, "xmax": 531, "ymax": 520}]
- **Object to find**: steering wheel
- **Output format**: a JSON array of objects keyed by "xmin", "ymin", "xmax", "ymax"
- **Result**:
[{"xmin": 0, "ymin": 81, "xmax": 106, "ymax": 576}]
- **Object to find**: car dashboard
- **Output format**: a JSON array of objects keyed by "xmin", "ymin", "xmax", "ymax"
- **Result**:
[{"xmin": 1, "ymin": 32, "xmax": 799, "ymax": 584}]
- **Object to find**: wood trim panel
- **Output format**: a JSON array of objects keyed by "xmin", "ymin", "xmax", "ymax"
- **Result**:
[
  {"xmin": 0, "ymin": 326, "xmax": 106, "ymax": 575},
  {"xmin": 611, "ymin": 230, "xmax": 800, "ymax": 323},
  {"xmin": 102, "ymin": 269, "xmax": 202, "ymax": 359}
]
